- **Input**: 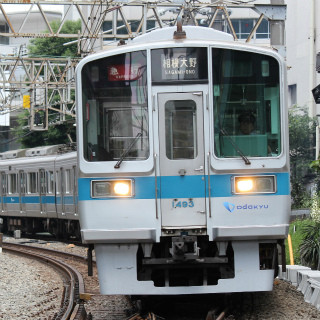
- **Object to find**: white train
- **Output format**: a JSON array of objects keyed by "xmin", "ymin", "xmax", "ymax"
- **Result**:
[
  {"xmin": 0, "ymin": 23, "xmax": 290, "ymax": 296},
  {"xmin": 0, "ymin": 145, "xmax": 79, "ymax": 239},
  {"xmin": 76, "ymin": 24, "xmax": 290, "ymax": 295}
]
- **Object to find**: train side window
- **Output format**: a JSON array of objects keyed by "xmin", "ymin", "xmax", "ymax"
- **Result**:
[
  {"xmin": 65, "ymin": 169, "xmax": 71, "ymax": 194},
  {"xmin": 165, "ymin": 100, "xmax": 197, "ymax": 159},
  {"xmin": 60, "ymin": 168, "xmax": 64, "ymax": 195},
  {"xmin": 46, "ymin": 171, "xmax": 54, "ymax": 194},
  {"xmin": 55, "ymin": 171, "xmax": 60, "ymax": 194},
  {"xmin": 19, "ymin": 171, "xmax": 27, "ymax": 194},
  {"xmin": 8, "ymin": 173, "xmax": 17, "ymax": 194},
  {"xmin": 1, "ymin": 172, "xmax": 7, "ymax": 195},
  {"xmin": 28, "ymin": 172, "xmax": 38, "ymax": 194},
  {"xmin": 40, "ymin": 170, "xmax": 46, "ymax": 194}
]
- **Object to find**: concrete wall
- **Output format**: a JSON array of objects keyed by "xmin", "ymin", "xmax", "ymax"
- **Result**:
[
  {"xmin": 0, "ymin": 10, "xmax": 62, "ymax": 51},
  {"xmin": 285, "ymin": 0, "xmax": 320, "ymax": 116}
]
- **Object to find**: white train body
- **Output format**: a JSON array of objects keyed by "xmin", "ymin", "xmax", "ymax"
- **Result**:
[
  {"xmin": 0, "ymin": 23, "xmax": 290, "ymax": 296},
  {"xmin": 0, "ymin": 145, "xmax": 79, "ymax": 238},
  {"xmin": 76, "ymin": 26, "xmax": 290, "ymax": 295},
  {"xmin": 0, "ymin": 25, "xmax": 286, "ymax": 296}
]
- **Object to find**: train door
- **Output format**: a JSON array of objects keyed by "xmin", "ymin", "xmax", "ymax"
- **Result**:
[
  {"xmin": 19, "ymin": 171, "xmax": 26, "ymax": 213},
  {"xmin": 158, "ymin": 92, "xmax": 206, "ymax": 228},
  {"xmin": 0, "ymin": 172, "xmax": 7, "ymax": 212},
  {"xmin": 39, "ymin": 169, "xmax": 47, "ymax": 214}
]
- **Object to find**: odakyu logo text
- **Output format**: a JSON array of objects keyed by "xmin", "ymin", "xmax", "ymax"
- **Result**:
[{"xmin": 223, "ymin": 201, "xmax": 268, "ymax": 213}]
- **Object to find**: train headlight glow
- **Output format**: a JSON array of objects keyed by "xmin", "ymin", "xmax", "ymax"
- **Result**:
[
  {"xmin": 237, "ymin": 179, "xmax": 253, "ymax": 192},
  {"xmin": 234, "ymin": 176, "xmax": 276, "ymax": 194},
  {"xmin": 91, "ymin": 179, "xmax": 133, "ymax": 198},
  {"xmin": 114, "ymin": 182, "xmax": 130, "ymax": 196}
]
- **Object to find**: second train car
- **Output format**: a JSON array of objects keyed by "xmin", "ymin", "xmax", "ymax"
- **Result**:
[
  {"xmin": 0, "ymin": 144, "xmax": 79, "ymax": 238},
  {"xmin": 76, "ymin": 24, "xmax": 290, "ymax": 295}
]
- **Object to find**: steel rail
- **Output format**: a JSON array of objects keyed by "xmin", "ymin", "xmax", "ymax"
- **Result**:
[{"xmin": 2, "ymin": 242, "xmax": 87, "ymax": 320}]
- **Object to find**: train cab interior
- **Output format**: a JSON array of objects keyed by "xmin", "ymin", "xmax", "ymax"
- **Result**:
[
  {"xmin": 212, "ymin": 48, "xmax": 281, "ymax": 159},
  {"xmin": 82, "ymin": 51, "xmax": 149, "ymax": 163}
]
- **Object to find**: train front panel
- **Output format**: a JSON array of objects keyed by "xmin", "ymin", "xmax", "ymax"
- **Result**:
[{"xmin": 76, "ymin": 26, "xmax": 290, "ymax": 295}]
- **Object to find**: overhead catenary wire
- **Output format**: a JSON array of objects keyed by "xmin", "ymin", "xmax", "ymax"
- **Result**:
[
  {"xmin": 0, "ymin": 0, "xmax": 279, "ymax": 125},
  {"xmin": 0, "ymin": 130, "xmax": 34, "ymax": 146}
]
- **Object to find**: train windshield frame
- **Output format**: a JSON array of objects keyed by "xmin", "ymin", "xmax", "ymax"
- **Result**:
[
  {"xmin": 79, "ymin": 43, "xmax": 284, "ymax": 171},
  {"xmin": 212, "ymin": 48, "xmax": 281, "ymax": 159},
  {"xmin": 81, "ymin": 50, "xmax": 149, "ymax": 163}
]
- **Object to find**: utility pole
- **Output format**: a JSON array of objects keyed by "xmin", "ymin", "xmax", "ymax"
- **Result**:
[{"xmin": 314, "ymin": 0, "xmax": 320, "ymax": 159}]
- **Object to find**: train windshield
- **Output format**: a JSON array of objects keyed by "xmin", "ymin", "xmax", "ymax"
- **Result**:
[
  {"xmin": 212, "ymin": 48, "xmax": 281, "ymax": 158},
  {"xmin": 81, "ymin": 50, "xmax": 149, "ymax": 162}
]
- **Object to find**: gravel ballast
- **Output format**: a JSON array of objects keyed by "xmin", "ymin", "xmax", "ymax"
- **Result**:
[
  {"xmin": 0, "ymin": 250, "xmax": 64, "ymax": 319},
  {"xmin": 2, "ymin": 236, "xmax": 320, "ymax": 319}
]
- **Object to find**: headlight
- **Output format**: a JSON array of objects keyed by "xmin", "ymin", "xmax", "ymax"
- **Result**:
[
  {"xmin": 233, "ymin": 176, "xmax": 276, "ymax": 194},
  {"xmin": 91, "ymin": 179, "xmax": 134, "ymax": 198},
  {"xmin": 237, "ymin": 179, "xmax": 253, "ymax": 192},
  {"xmin": 114, "ymin": 182, "xmax": 130, "ymax": 195}
]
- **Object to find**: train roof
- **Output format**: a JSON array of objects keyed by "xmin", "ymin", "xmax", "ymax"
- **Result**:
[
  {"xmin": 0, "ymin": 144, "xmax": 76, "ymax": 160},
  {"xmin": 131, "ymin": 26, "xmax": 234, "ymax": 44},
  {"xmin": 78, "ymin": 24, "xmax": 283, "ymax": 70},
  {"xmin": 0, "ymin": 148, "xmax": 27, "ymax": 160},
  {"xmin": 25, "ymin": 144, "xmax": 64, "ymax": 157}
]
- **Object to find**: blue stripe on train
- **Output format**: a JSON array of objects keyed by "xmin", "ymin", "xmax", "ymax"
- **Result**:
[
  {"xmin": 78, "ymin": 172, "xmax": 290, "ymax": 201},
  {"xmin": 0, "ymin": 195, "xmax": 75, "ymax": 205},
  {"xmin": 0, "ymin": 173, "xmax": 289, "ymax": 204}
]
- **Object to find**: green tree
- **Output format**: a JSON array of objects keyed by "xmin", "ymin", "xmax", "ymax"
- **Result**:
[
  {"xmin": 299, "ymin": 220, "xmax": 320, "ymax": 270},
  {"xmin": 289, "ymin": 105, "xmax": 317, "ymax": 208},
  {"xmin": 13, "ymin": 20, "xmax": 80, "ymax": 148},
  {"xmin": 28, "ymin": 20, "xmax": 81, "ymax": 57},
  {"xmin": 13, "ymin": 110, "xmax": 75, "ymax": 148}
]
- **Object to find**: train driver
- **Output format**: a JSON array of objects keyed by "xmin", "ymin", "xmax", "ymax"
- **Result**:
[{"xmin": 238, "ymin": 111, "xmax": 256, "ymax": 135}]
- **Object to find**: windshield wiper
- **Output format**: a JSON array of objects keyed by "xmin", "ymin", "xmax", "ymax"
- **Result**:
[
  {"xmin": 220, "ymin": 128, "xmax": 251, "ymax": 165},
  {"xmin": 114, "ymin": 132, "xmax": 142, "ymax": 169}
]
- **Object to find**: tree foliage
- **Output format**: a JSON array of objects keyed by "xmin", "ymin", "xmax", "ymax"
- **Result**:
[
  {"xmin": 14, "ymin": 110, "xmax": 76, "ymax": 148},
  {"xmin": 289, "ymin": 106, "xmax": 317, "ymax": 208},
  {"xmin": 299, "ymin": 220, "xmax": 320, "ymax": 270},
  {"xmin": 28, "ymin": 20, "xmax": 81, "ymax": 57},
  {"xmin": 12, "ymin": 20, "xmax": 80, "ymax": 148}
]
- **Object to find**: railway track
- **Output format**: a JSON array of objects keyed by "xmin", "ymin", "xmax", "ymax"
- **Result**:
[
  {"xmin": 2, "ymin": 239, "xmax": 230, "ymax": 320},
  {"xmin": 2, "ymin": 239, "xmax": 135, "ymax": 319},
  {"xmin": 126, "ymin": 308, "xmax": 228, "ymax": 320},
  {"xmin": 4, "ymin": 237, "xmax": 320, "ymax": 320},
  {"xmin": 3, "ymin": 241, "xmax": 88, "ymax": 320},
  {"xmin": 126, "ymin": 294, "xmax": 234, "ymax": 320},
  {"xmin": 0, "ymin": 238, "xmax": 247, "ymax": 320}
]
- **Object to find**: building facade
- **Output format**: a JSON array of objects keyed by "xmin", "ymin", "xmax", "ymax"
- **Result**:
[{"xmin": 286, "ymin": 0, "xmax": 320, "ymax": 115}]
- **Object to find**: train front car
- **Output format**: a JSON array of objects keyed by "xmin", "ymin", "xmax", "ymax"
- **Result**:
[{"xmin": 76, "ymin": 26, "xmax": 290, "ymax": 295}]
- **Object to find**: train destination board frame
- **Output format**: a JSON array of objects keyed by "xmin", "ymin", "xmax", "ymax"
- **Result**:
[{"xmin": 151, "ymin": 47, "xmax": 208, "ymax": 84}]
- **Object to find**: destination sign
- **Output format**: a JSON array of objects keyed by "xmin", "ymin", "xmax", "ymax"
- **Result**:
[
  {"xmin": 162, "ymin": 56, "xmax": 198, "ymax": 76},
  {"xmin": 107, "ymin": 64, "xmax": 143, "ymax": 81},
  {"xmin": 152, "ymin": 47, "xmax": 208, "ymax": 83}
]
